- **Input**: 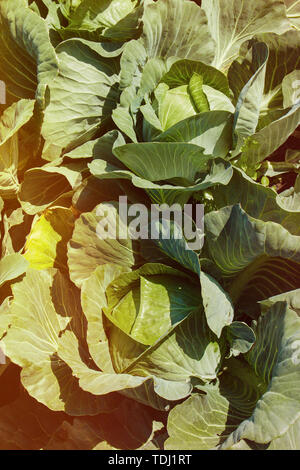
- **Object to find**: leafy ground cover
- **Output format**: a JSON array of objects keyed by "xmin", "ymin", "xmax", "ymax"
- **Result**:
[{"xmin": 0, "ymin": 0, "xmax": 300, "ymax": 450}]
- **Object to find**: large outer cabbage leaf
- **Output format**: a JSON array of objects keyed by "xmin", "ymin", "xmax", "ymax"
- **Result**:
[
  {"xmin": 1, "ymin": 268, "xmax": 120, "ymax": 415},
  {"xmin": 89, "ymin": 142, "xmax": 233, "ymax": 205},
  {"xmin": 205, "ymin": 204, "xmax": 300, "ymax": 304}
]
